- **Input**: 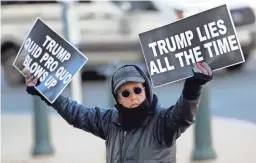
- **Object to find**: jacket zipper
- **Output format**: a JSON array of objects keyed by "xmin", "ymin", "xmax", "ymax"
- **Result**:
[{"xmin": 120, "ymin": 130, "xmax": 127, "ymax": 163}]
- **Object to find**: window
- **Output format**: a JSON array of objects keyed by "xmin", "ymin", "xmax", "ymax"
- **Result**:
[
  {"xmin": 78, "ymin": 0, "xmax": 92, "ymax": 3},
  {"xmin": 111, "ymin": 1, "xmax": 158, "ymax": 12},
  {"xmin": 1, "ymin": 0, "xmax": 57, "ymax": 5}
]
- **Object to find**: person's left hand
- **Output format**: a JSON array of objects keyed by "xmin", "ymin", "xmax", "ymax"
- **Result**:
[
  {"xmin": 190, "ymin": 62, "xmax": 213, "ymax": 86},
  {"xmin": 182, "ymin": 62, "xmax": 213, "ymax": 100}
]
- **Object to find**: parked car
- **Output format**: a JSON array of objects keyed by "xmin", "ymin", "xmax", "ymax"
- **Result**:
[
  {"xmin": 1, "ymin": 0, "xmax": 180, "ymax": 85},
  {"xmin": 168, "ymin": 0, "xmax": 256, "ymax": 70}
]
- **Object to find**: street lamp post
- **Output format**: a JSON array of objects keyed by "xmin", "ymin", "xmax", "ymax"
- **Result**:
[
  {"xmin": 192, "ymin": 83, "xmax": 217, "ymax": 160},
  {"xmin": 106, "ymin": 60, "xmax": 122, "ymax": 107},
  {"xmin": 32, "ymin": 96, "xmax": 54, "ymax": 156},
  {"xmin": 62, "ymin": 1, "xmax": 83, "ymax": 103}
]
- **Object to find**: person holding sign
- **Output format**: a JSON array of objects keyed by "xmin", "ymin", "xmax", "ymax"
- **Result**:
[{"xmin": 25, "ymin": 62, "xmax": 212, "ymax": 163}]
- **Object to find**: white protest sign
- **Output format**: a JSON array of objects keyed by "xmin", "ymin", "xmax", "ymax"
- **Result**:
[
  {"xmin": 13, "ymin": 18, "xmax": 88, "ymax": 103},
  {"xmin": 139, "ymin": 4, "xmax": 244, "ymax": 87}
]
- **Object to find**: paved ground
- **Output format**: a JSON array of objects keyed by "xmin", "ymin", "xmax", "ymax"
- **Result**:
[{"xmin": 1, "ymin": 115, "xmax": 256, "ymax": 163}]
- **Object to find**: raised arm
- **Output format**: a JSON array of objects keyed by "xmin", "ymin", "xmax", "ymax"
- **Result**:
[
  {"xmin": 25, "ymin": 75, "xmax": 112, "ymax": 140},
  {"xmin": 154, "ymin": 62, "xmax": 213, "ymax": 147},
  {"xmin": 51, "ymin": 95, "xmax": 112, "ymax": 140}
]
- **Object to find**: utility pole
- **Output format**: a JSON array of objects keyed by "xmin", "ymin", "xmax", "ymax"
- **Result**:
[
  {"xmin": 107, "ymin": 60, "xmax": 122, "ymax": 107},
  {"xmin": 192, "ymin": 83, "xmax": 217, "ymax": 160},
  {"xmin": 32, "ymin": 96, "xmax": 54, "ymax": 156},
  {"xmin": 62, "ymin": 1, "xmax": 83, "ymax": 103}
]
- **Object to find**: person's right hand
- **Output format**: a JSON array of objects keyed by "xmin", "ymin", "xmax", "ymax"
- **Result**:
[
  {"xmin": 25, "ymin": 70, "xmax": 40, "ymax": 96},
  {"xmin": 25, "ymin": 70, "xmax": 52, "ymax": 106}
]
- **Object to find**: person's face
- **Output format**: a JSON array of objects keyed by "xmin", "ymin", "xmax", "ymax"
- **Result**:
[{"xmin": 117, "ymin": 82, "xmax": 146, "ymax": 109}]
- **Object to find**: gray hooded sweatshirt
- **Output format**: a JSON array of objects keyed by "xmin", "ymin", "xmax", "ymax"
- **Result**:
[{"xmin": 52, "ymin": 65, "xmax": 200, "ymax": 163}]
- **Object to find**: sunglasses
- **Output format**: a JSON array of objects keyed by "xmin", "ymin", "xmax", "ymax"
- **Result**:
[{"xmin": 118, "ymin": 87, "xmax": 144, "ymax": 98}]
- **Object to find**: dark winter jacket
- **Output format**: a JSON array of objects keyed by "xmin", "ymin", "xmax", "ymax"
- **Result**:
[{"xmin": 52, "ymin": 65, "xmax": 200, "ymax": 163}]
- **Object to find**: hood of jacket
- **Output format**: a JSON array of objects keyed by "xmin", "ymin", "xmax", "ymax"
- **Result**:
[{"xmin": 111, "ymin": 64, "xmax": 155, "ymax": 111}]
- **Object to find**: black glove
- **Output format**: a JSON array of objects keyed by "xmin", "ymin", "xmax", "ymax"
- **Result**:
[
  {"xmin": 183, "ymin": 62, "xmax": 213, "ymax": 100},
  {"xmin": 25, "ymin": 71, "xmax": 52, "ymax": 106},
  {"xmin": 188, "ymin": 62, "xmax": 213, "ymax": 85}
]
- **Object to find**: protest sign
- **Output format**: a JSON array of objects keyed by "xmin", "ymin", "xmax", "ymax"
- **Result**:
[
  {"xmin": 138, "ymin": 4, "xmax": 244, "ymax": 87},
  {"xmin": 13, "ymin": 18, "xmax": 88, "ymax": 103}
]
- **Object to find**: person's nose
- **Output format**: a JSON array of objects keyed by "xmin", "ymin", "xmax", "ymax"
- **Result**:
[{"xmin": 130, "ymin": 92, "xmax": 137, "ymax": 100}]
